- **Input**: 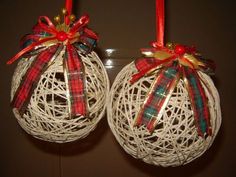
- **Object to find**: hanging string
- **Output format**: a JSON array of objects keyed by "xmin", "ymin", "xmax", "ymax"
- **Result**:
[
  {"xmin": 65, "ymin": 0, "xmax": 73, "ymax": 25},
  {"xmin": 155, "ymin": 0, "xmax": 165, "ymax": 47}
]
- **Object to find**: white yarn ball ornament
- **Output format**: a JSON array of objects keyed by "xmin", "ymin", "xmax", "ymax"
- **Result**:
[
  {"xmin": 11, "ymin": 49, "xmax": 109, "ymax": 143},
  {"xmin": 107, "ymin": 62, "xmax": 221, "ymax": 166}
]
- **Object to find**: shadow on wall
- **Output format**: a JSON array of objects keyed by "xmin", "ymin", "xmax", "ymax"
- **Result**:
[{"xmin": 25, "ymin": 117, "xmax": 109, "ymax": 156}]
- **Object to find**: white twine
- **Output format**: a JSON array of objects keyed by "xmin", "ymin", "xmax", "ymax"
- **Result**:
[
  {"xmin": 11, "ymin": 50, "xmax": 110, "ymax": 143},
  {"xmin": 107, "ymin": 62, "xmax": 221, "ymax": 166}
]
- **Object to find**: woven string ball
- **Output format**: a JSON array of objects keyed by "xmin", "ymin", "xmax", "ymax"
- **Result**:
[
  {"xmin": 11, "ymin": 50, "xmax": 109, "ymax": 143},
  {"xmin": 107, "ymin": 62, "xmax": 221, "ymax": 166}
]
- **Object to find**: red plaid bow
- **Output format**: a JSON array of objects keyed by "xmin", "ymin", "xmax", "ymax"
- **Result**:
[
  {"xmin": 8, "ymin": 14, "xmax": 98, "ymax": 118},
  {"xmin": 131, "ymin": 42, "xmax": 215, "ymax": 137}
]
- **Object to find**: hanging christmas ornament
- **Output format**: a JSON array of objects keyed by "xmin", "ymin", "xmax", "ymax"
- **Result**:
[
  {"xmin": 8, "ymin": 0, "xmax": 109, "ymax": 143},
  {"xmin": 107, "ymin": 0, "xmax": 221, "ymax": 166}
]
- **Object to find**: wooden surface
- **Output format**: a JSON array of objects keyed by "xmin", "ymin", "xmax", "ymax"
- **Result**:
[{"xmin": 0, "ymin": 0, "xmax": 235, "ymax": 177}]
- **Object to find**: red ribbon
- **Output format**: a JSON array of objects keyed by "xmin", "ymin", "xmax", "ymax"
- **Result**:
[
  {"xmin": 7, "ymin": 15, "xmax": 94, "ymax": 65},
  {"xmin": 156, "ymin": 0, "xmax": 164, "ymax": 47},
  {"xmin": 65, "ymin": 0, "xmax": 72, "ymax": 25}
]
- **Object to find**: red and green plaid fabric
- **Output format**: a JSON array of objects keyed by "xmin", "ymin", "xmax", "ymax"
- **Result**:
[
  {"xmin": 64, "ymin": 44, "xmax": 87, "ymax": 117},
  {"xmin": 12, "ymin": 45, "xmax": 60, "ymax": 115},
  {"xmin": 135, "ymin": 61, "xmax": 180, "ymax": 132},
  {"xmin": 133, "ymin": 55, "xmax": 213, "ymax": 137},
  {"xmin": 131, "ymin": 54, "xmax": 176, "ymax": 84},
  {"xmin": 135, "ymin": 57, "xmax": 161, "ymax": 72},
  {"xmin": 183, "ymin": 67, "xmax": 212, "ymax": 136},
  {"xmin": 9, "ymin": 15, "xmax": 98, "ymax": 118}
]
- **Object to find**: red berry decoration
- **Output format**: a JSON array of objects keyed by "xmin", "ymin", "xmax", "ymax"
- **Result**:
[
  {"xmin": 56, "ymin": 31, "xmax": 68, "ymax": 41},
  {"xmin": 174, "ymin": 44, "xmax": 186, "ymax": 55}
]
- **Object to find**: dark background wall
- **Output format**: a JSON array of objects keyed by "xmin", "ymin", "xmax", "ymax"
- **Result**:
[{"xmin": 0, "ymin": 0, "xmax": 235, "ymax": 177}]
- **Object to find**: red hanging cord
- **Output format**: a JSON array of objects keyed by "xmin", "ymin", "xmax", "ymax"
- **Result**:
[
  {"xmin": 65, "ymin": 0, "xmax": 73, "ymax": 25},
  {"xmin": 155, "ymin": 0, "xmax": 165, "ymax": 47}
]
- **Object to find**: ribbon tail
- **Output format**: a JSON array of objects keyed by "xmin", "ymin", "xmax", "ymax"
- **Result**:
[
  {"xmin": 134, "ymin": 63, "xmax": 180, "ymax": 133},
  {"xmin": 182, "ymin": 67, "xmax": 212, "ymax": 137},
  {"xmin": 11, "ymin": 44, "xmax": 60, "ymax": 116},
  {"xmin": 64, "ymin": 44, "xmax": 87, "ymax": 118}
]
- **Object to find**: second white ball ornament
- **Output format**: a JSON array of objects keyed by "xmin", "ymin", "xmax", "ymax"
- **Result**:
[{"xmin": 107, "ymin": 0, "xmax": 221, "ymax": 167}]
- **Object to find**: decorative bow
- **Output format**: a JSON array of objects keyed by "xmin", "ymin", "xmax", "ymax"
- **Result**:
[
  {"xmin": 7, "ymin": 11, "xmax": 98, "ymax": 118},
  {"xmin": 131, "ymin": 42, "xmax": 215, "ymax": 138}
]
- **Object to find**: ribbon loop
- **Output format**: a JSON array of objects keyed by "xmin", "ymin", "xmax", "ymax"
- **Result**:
[
  {"xmin": 38, "ymin": 16, "xmax": 58, "ymax": 35},
  {"xmin": 70, "ymin": 15, "xmax": 90, "ymax": 35}
]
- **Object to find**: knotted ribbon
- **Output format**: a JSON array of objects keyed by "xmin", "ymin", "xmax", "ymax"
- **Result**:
[
  {"xmin": 131, "ymin": 0, "xmax": 215, "ymax": 138},
  {"xmin": 7, "ymin": 14, "xmax": 98, "ymax": 118}
]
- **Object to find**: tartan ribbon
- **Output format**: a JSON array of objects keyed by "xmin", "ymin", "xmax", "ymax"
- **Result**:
[
  {"xmin": 7, "ymin": 14, "xmax": 98, "ymax": 118},
  {"xmin": 131, "ymin": 43, "xmax": 215, "ymax": 137}
]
